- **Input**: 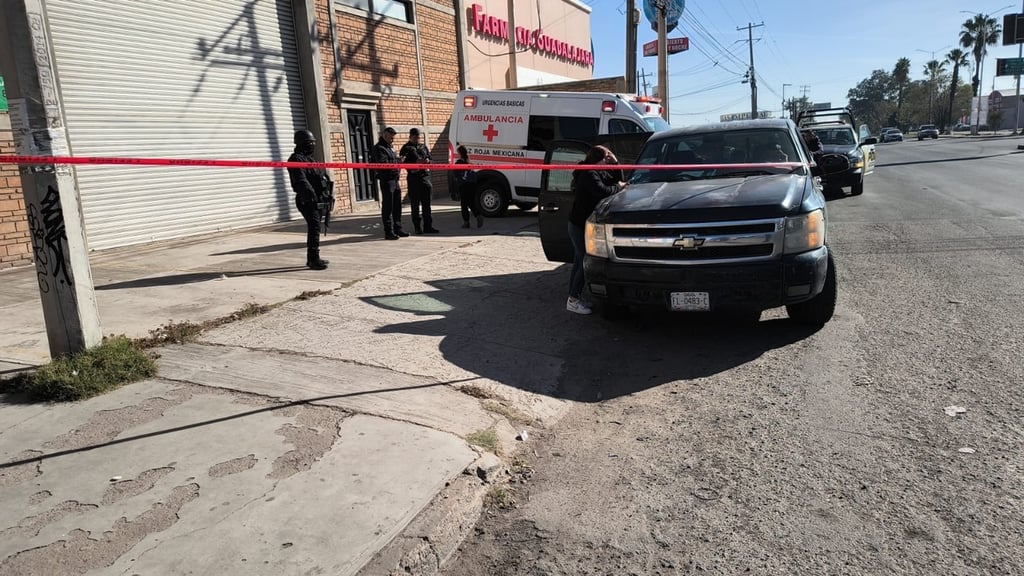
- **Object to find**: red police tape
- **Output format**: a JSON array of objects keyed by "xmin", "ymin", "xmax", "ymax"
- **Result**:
[{"xmin": 0, "ymin": 154, "xmax": 804, "ymax": 172}]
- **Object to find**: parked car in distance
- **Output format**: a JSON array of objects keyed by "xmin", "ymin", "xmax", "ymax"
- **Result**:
[
  {"xmin": 880, "ymin": 128, "xmax": 904, "ymax": 143},
  {"xmin": 917, "ymin": 124, "xmax": 939, "ymax": 140}
]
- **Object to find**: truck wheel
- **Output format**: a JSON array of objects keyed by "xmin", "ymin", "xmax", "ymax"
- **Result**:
[
  {"xmin": 514, "ymin": 202, "xmax": 537, "ymax": 212},
  {"xmin": 851, "ymin": 178, "xmax": 864, "ymax": 196},
  {"xmin": 477, "ymin": 177, "xmax": 509, "ymax": 217},
  {"xmin": 786, "ymin": 252, "xmax": 837, "ymax": 326}
]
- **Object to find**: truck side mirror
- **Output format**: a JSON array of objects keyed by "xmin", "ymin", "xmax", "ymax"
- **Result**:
[{"xmin": 860, "ymin": 137, "xmax": 878, "ymax": 146}]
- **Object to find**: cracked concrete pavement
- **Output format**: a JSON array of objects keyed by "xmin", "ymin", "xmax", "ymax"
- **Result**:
[{"xmin": 1, "ymin": 210, "xmax": 577, "ymax": 575}]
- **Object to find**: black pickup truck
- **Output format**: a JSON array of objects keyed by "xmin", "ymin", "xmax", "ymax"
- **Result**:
[{"xmin": 538, "ymin": 119, "xmax": 848, "ymax": 325}]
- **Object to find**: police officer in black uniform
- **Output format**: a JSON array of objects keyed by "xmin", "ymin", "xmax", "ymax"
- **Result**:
[
  {"xmin": 400, "ymin": 128, "xmax": 439, "ymax": 234},
  {"xmin": 287, "ymin": 129, "xmax": 332, "ymax": 270},
  {"xmin": 372, "ymin": 127, "xmax": 408, "ymax": 240}
]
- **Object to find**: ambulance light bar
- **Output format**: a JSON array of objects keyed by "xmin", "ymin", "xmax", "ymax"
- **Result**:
[{"xmin": 602, "ymin": 100, "xmax": 616, "ymax": 113}]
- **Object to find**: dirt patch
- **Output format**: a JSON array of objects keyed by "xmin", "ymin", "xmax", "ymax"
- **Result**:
[
  {"xmin": 0, "ymin": 500, "xmax": 99, "ymax": 539},
  {"xmin": 102, "ymin": 467, "xmax": 175, "ymax": 506},
  {"xmin": 268, "ymin": 405, "xmax": 346, "ymax": 480},
  {"xmin": 0, "ymin": 450, "xmax": 44, "ymax": 489},
  {"xmin": 208, "ymin": 455, "xmax": 257, "ymax": 478},
  {"xmin": 42, "ymin": 387, "xmax": 193, "ymax": 452},
  {"xmin": 0, "ymin": 482, "xmax": 200, "ymax": 576}
]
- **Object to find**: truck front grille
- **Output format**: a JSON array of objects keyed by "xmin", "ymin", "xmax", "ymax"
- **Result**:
[{"xmin": 607, "ymin": 218, "xmax": 784, "ymax": 266}]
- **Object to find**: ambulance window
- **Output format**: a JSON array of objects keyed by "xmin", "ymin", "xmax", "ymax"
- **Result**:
[
  {"xmin": 559, "ymin": 117, "xmax": 600, "ymax": 140},
  {"xmin": 527, "ymin": 116, "xmax": 556, "ymax": 151},
  {"xmin": 609, "ymin": 119, "xmax": 647, "ymax": 134},
  {"xmin": 527, "ymin": 116, "xmax": 600, "ymax": 151}
]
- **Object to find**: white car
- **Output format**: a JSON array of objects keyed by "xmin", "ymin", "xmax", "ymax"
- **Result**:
[{"xmin": 880, "ymin": 128, "xmax": 904, "ymax": 143}]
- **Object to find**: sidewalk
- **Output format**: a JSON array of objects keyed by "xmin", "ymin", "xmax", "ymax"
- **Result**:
[{"xmin": 0, "ymin": 201, "xmax": 573, "ymax": 575}]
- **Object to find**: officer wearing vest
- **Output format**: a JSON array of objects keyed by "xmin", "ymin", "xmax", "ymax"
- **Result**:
[
  {"xmin": 372, "ymin": 127, "xmax": 408, "ymax": 240},
  {"xmin": 399, "ymin": 128, "xmax": 439, "ymax": 234},
  {"xmin": 287, "ymin": 129, "xmax": 332, "ymax": 270}
]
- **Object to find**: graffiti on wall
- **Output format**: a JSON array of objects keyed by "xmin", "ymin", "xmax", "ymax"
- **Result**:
[{"xmin": 26, "ymin": 185, "xmax": 72, "ymax": 293}]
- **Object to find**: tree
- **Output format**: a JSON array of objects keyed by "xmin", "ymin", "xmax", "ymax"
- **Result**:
[
  {"xmin": 785, "ymin": 96, "xmax": 812, "ymax": 120},
  {"xmin": 892, "ymin": 57, "xmax": 911, "ymax": 124},
  {"xmin": 960, "ymin": 14, "xmax": 1001, "ymax": 97},
  {"xmin": 923, "ymin": 60, "xmax": 948, "ymax": 124},
  {"xmin": 988, "ymin": 107, "xmax": 1004, "ymax": 133},
  {"xmin": 945, "ymin": 48, "xmax": 971, "ymax": 132},
  {"xmin": 847, "ymin": 69, "xmax": 896, "ymax": 132}
]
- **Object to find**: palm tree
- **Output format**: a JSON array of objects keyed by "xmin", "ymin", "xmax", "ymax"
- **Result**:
[
  {"xmin": 945, "ymin": 48, "xmax": 970, "ymax": 132},
  {"xmin": 960, "ymin": 14, "xmax": 1001, "ymax": 133},
  {"xmin": 923, "ymin": 60, "xmax": 948, "ymax": 124},
  {"xmin": 892, "ymin": 57, "xmax": 911, "ymax": 126}
]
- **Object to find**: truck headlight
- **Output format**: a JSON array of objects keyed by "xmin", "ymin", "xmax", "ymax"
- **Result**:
[
  {"xmin": 848, "ymin": 151, "xmax": 864, "ymax": 169},
  {"xmin": 585, "ymin": 220, "xmax": 609, "ymax": 258},
  {"xmin": 783, "ymin": 209, "xmax": 825, "ymax": 254}
]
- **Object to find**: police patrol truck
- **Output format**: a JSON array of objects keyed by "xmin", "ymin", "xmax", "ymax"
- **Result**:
[{"xmin": 449, "ymin": 89, "xmax": 670, "ymax": 216}]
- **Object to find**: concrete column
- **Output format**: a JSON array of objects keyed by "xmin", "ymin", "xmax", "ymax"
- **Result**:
[
  {"xmin": 0, "ymin": 0, "xmax": 101, "ymax": 357},
  {"xmin": 294, "ymin": 0, "xmax": 332, "ymax": 163}
]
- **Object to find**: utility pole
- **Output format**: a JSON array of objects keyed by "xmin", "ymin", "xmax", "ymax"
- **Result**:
[
  {"xmin": 782, "ymin": 83, "xmax": 792, "ymax": 119},
  {"xmin": 625, "ymin": 0, "xmax": 638, "ymax": 93},
  {"xmin": 738, "ymin": 22, "xmax": 764, "ymax": 119},
  {"xmin": 656, "ymin": 0, "xmax": 669, "ymax": 120},
  {"xmin": 507, "ymin": 0, "xmax": 518, "ymax": 87},
  {"xmin": 2, "ymin": 0, "xmax": 102, "ymax": 357},
  {"xmin": 639, "ymin": 68, "xmax": 653, "ymax": 97}
]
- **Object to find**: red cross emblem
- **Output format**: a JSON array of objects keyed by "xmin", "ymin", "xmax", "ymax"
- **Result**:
[{"xmin": 482, "ymin": 124, "xmax": 499, "ymax": 142}]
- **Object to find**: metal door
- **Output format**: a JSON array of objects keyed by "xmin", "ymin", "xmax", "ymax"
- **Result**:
[{"xmin": 347, "ymin": 111, "xmax": 376, "ymax": 202}]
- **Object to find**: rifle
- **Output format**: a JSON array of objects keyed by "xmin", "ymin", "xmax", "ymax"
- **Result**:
[{"xmin": 319, "ymin": 179, "xmax": 335, "ymax": 236}]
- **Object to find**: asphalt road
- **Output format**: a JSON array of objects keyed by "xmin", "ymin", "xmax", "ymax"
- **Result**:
[{"xmin": 443, "ymin": 135, "xmax": 1024, "ymax": 575}]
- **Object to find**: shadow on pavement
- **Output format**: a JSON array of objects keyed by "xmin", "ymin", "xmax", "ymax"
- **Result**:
[
  {"xmin": 96, "ymin": 266, "xmax": 309, "ymax": 290},
  {"xmin": 361, "ymin": 269, "xmax": 819, "ymax": 403}
]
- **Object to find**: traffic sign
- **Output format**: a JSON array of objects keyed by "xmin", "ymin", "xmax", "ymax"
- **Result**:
[
  {"xmin": 643, "ymin": 0, "xmax": 685, "ymax": 33},
  {"xmin": 1002, "ymin": 13, "xmax": 1024, "ymax": 45},
  {"xmin": 996, "ymin": 57, "xmax": 1024, "ymax": 77},
  {"xmin": 642, "ymin": 37, "xmax": 689, "ymax": 56}
]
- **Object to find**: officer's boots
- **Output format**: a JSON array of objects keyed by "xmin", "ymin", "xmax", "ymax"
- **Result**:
[{"xmin": 307, "ymin": 250, "xmax": 329, "ymax": 270}]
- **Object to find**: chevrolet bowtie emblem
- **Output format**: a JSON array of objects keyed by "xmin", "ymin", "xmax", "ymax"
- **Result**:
[{"xmin": 673, "ymin": 236, "xmax": 705, "ymax": 250}]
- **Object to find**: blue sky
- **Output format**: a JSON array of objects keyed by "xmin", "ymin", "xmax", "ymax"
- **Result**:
[{"xmin": 587, "ymin": 0, "xmax": 1024, "ymax": 125}]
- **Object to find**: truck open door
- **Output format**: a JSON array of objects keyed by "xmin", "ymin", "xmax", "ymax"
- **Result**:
[{"xmin": 538, "ymin": 133, "xmax": 651, "ymax": 263}]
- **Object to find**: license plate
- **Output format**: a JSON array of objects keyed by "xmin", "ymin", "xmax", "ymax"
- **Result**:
[{"xmin": 670, "ymin": 291, "xmax": 710, "ymax": 311}]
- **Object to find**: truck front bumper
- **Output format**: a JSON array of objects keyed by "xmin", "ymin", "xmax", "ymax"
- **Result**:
[{"xmin": 584, "ymin": 247, "xmax": 829, "ymax": 312}]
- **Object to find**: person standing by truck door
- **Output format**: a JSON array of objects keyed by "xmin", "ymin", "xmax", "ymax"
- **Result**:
[
  {"xmin": 372, "ymin": 127, "xmax": 408, "ymax": 240},
  {"xmin": 566, "ymin": 145, "xmax": 626, "ymax": 315},
  {"xmin": 400, "ymin": 128, "xmax": 439, "ymax": 234}
]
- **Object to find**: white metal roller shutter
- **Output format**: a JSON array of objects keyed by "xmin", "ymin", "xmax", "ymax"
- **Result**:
[{"xmin": 45, "ymin": 0, "xmax": 306, "ymax": 250}]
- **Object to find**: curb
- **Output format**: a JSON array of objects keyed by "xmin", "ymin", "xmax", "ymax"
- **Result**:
[{"xmin": 356, "ymin": 472, "xmax": 489, "ymax": 576}]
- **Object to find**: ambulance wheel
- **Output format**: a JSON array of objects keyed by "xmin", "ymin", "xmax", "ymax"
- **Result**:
[{"xmin": 477, "ymin": 178, "xmax": 509, "ymax": 217}]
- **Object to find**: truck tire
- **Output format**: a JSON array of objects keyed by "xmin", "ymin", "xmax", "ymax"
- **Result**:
[
  {"xmin": 786, "ymin": 251, "xmax": 837, "ymax": 326},
  {"xmin": 477, "ymin": 176, "xmax": 509, "ymax": 217},
  {"xmin": 851, "ymin": 178, "xmax": 864, "ymax": 196}
]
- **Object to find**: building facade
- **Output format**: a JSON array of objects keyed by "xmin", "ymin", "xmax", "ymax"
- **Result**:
[{"xmin": 0, "ymin": 0, "xmax": 593, "ymax": 267}]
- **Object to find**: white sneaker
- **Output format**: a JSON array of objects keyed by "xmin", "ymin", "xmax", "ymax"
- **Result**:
[{"xmin": 566, "ymin": 297, "xmax": 592, "ymax": 315}]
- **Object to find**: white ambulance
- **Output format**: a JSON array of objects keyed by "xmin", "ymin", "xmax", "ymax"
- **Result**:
[{"xmin": 448, "ymin": 89, "xmax": 671, "ymax": 216}]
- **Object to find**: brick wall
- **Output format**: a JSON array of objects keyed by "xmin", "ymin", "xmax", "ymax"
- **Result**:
[
  {"xmin": 324, "ymin": 1, "xmax": 462, "ymax": 203},
  {"xmin": 0, "ymin": 116, "xmax": 31, "ymax": 270}
]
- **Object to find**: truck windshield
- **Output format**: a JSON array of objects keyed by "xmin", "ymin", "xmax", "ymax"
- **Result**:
[
  {"xmin": 630, "ymin": 128, "xmax": 801, "ymax": 184},
  {"xmin": 811, "ymin": 127, "xmax": 856, "ymax": 145}
]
